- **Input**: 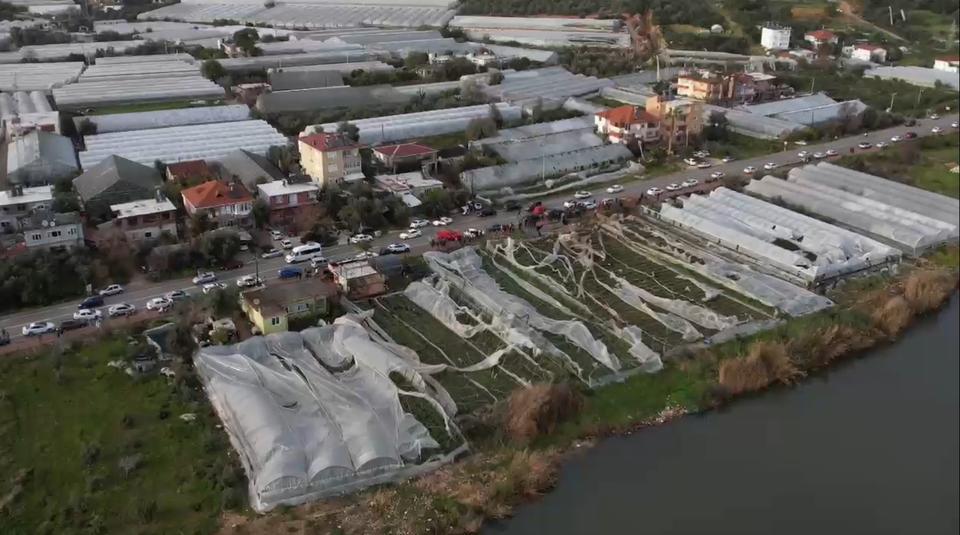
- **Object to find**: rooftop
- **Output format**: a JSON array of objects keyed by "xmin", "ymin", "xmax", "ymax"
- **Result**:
[
  {"xmin": 596, "ymin": 105, "xmax": 659, "ymax": 125},
  {"xmin": 329, "ymin": 259, "xmax": 379, "ymax": 280},
  {"xmin": 805, "ymin": 29, "xmax": 835, "ymax": 40},
  {"xmin": 373, "ymin": 172, "xmax": 444, "ymax": 194},
  {"xmin": 242, "ymin": 278, "xmax": 338, "ymax": 315},
  {"xmin": 372, "ymin": 142, "xmax": 437, "ymax": 159},
  {"xmin": 257, "ymin": 180, "xmax": 320, "ymax": 197},
  {"xmin": 110, "ymin": 197, "xmax": 177, "ymax": 218},
  {"xmin": 854, "ymin": 43, "xmax": 884, "ymax": 51},
  {"xmin": 182, "ymin": 180, "xmax": 253, "ymax": 209},
  {"xmin": 166, "ymin": 159, "xmax": 214, "ymax": 180},
  {"xmin": 299, "ymin": 132, "xmax": 360, "ymax": 153},
  {"xmin": 0, "ymin": 184, "xmax": 52, "ymax": 206},
  {"xmin": 23, "ymin": 209, "xmax": 80, "ymax": 230}
]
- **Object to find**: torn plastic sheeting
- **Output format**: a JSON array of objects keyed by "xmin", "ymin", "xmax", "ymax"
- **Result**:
[
  {"xmin": 592, "ymin": 273, "xmax": 702, "ymax": 341},
  {"xmin": 676, "ymin": 273, "xmax": 723, "ymax": 301},
  {"xmin": 621, "ymin": 325, "xmax": 664, "ymax": 372},
  {"xmin": 603, "ymin": 270, "xmax": 739, "ymax": 331}
]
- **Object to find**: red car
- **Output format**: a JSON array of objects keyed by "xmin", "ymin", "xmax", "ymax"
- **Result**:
[{"xmin": 904, "ymin": 131, "xmax": 918, "ymax": 139}]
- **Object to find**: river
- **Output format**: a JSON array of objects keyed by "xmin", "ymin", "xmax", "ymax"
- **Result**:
[{"xmin": 489, "ymin": 296, "xmax": 959, "ymax": 535}]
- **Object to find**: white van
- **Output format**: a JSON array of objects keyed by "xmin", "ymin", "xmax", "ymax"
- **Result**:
[{"xmin": 285, "ymin": 242, "xmax": 323, "ymax": 264}]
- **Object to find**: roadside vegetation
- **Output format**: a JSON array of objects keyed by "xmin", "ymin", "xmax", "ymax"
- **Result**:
[{"xmin": 836, "ymin": 134, "xmax": 959, "ymax": 198}]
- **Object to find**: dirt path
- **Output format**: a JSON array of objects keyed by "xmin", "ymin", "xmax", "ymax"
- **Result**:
[{"xmin": 839, "ymin": 0, "xmax": 907, "ymax": 42}]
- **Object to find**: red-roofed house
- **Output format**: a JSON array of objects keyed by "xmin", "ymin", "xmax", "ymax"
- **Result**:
[
  {"xmin": 851, "ymin": 43, "xmax": 887, "ymax": 63},
  {"xmin": 165, "ymin": 160, "xmax": 215, "ymax": 184},
  {"xmin": 594, "ymin": 105, "xmax": 661, "ymax": 145},
  {"xmin": 372, "ymin": 142, "xmax": 438, "ymax": 172},
  {"xmin": 298, "ymin": 132, "xmax": 364, "ymax": 188},
  {"xmin": 804, "ymin": 29, "xmax": 837, "ymax": 47},
  {"xmin": 933, "ymin": 56, "xmax": 959, "ymax": 73},
  {"xmin": 181, "ymin": 180, "xmax": 254, "ymax": 228}
]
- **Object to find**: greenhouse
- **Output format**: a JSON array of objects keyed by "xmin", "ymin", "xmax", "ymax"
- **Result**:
[
  {"xmin": 461, "ymin": 143, "xmax": 633, "ymax": 192},
  {"xmin": 487, "ymin": 67, "xmax": 614, "ymax": 103},
  {"xmin": 484, "ymin": 130, "xmax": 605, "ymax": 162},
  {"xmin": 195, "ymin": 319, "xmax": 464, "ymax": 512},
  {"xmin": 75, "ymin": 104, "xmax": 250, "ymax": 134},
  {"xmin": 476, "ymin": 116, "xmax": 594, "ymax": 147},
  {"xmin": 78, "ymin": 59, "xmax": 199, "ymax": 83},
  {"xmin": 658, "ymin": 187, "xmax": 901, "ymax": 285},
  {"xmin": 0, "ymin": 62, "xmax": 83, "ymax": 92},
  {"xmin": 52, "ymin": 75, "xmax": 224, "ymax": 110}
]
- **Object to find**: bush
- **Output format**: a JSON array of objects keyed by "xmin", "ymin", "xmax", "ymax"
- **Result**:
[
  {"xmin": 502, "ymin": 383, "xmax": 583, "ymax": 445},
  {"xmin": 903, "ymin": 269, "xmax": 957, "ymax": 314},
  {"xmin": 718, "ymin": 340, "xmax": 802, "ymax": 395}
]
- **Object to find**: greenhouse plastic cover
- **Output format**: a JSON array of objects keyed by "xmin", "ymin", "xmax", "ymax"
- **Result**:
[
  {"xmin": 0, "ymin": 62, "xmax": 83, "ymax": 92},
  {"xmin": 659, "ymin": 187, "xmax": 901, "ymax": 283},
  {"xmin": 461, "ymin": 143, "xmax": 632, "ymax": 192},
  {"xmin": 75, "ymin": 104, "xmax": 250, "ymax": 134},
  {"xmin": 52, "ymin": 75, "xmax": 223, "ymax": 109},
  {"xmin": 487, "ymin": 67, "xmax": 614, "ymax": 103},
  {"xmin": 485, "ymin": 130, "xmax": 605, "ymax": 162},
  {"xmin": 195, "ymin": 316, "xmax": 462, "ymax": 512},
  {"xmin": 476, "ymin": 116, "xmax": 595, "ymax": 146}
]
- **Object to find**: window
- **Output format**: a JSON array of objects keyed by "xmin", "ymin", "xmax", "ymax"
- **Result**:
[
  {"xmin": 270, "ymin": 316, "xmax": 281, "ymax": 326},
  {"xmin": 144, "ymin": 231, "xmax": 152, "ymax": 238},
  {"xmin": 50, "ymin": 230, "xmax": 61, "ymax": 238},
  {"xmin": 326, "ymin": 163, "xmax": 339, "ymax": 173},
  {"xmin": 31, "ymin": 233, "xmax": 41, "ymax": 241},
  {"xmin": 68, "ymin": 227, "xmax": 76, "ymax": 235}
]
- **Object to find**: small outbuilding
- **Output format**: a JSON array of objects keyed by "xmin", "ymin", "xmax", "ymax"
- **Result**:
[{"xmin": 6, "ymin": 130, "xmax": 78, "ymax": 186}]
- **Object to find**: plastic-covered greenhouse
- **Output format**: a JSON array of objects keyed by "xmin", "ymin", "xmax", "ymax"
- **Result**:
[
  {"xmin": 0, "ymin": 62, "xmax": 83, "ymax": 92},
  {"xmin": 52, "ymin": 75, "xmax": 224, "ymax": 110},
  {"xmin": 485, "ymin": 130, "xmax": 605, "ymax": 162},
  {"xmin": 195, "ymin": 317, "xmax": 464, "ymax": 512},
  {"xmin": 486, "ymin": 67, "xmax": 614, "ymax": 103},
  {"xmin": 461, "ymin": 144, "xmax": 633, "ymax": 192},
  {"xmin": 75, "ymin": 104, "xmax": 250, "ymax": 134}
]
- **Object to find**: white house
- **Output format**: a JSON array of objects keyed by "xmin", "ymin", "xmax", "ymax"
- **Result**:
[
  {"xmin": 760, "ymin": 24, "xmax": 792, "ymax": 51},
  {"xmin": 851, "ymin": 44, "xmax": 887, "ymax": 63},
  {"xmin": 804, "ymin": 29, "xmax": 837, "ymax": 47},
  {"xmin": 595, "ymin": 105, "xmax": 661, "ymax": 145},
  {"xmin": 0, "ymin": 184, "xmax": 52, "ymax": 232},
  {"xmin": 22, "ymin": 210, "xmax": 83, "ymax": 250},
  {"xmin": 933, "ymin": 56, "xmax": 959, "ymax": 73}
]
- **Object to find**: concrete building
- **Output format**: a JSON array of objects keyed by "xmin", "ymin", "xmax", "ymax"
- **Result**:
[
  {"xmin": 0, "ymin": 184, "xmax": 53, "ymax": 232},
  {"xmin": 6, "ymin": 130, "xmax": 78, "ymax": 186},
  {"xmin": 107, "ymin": 195, "xmax": 179, "ymax": 242},
  {"xmin": 675, "ymin": 70, "xmax": 762, "ymax": 104},
  {"xmin": 933, "ymin": 56, "xmax": 959, "ymax": 73},
  {"xmin": 256, "ymin": 180, "xmax": 320, "ymax": 227},
  {"xmin": 373, "ymin": 171, "xmax": 444, "ymax": 207},
  {"xmin": 329, "ymin": 259, "xmax": 387, "ymax": 299},
  {"xmin": 594, "ymin": 105, "xmax": 661, "ymax": 145},
  {"xmin": 22, "ymin": 210, "xmax": 83, "ymax": 250},
  {"xmin": 644, "ymin": 95, "xmax": 704, "ymax": 149},
  {"xmin": 166, "ymin": 159, "xmax": 216, "ymax": 184},
  {"xmin": 298, "ymin": 132, "xmax": 363, "ymax": 187},
  {"xmin": 760, "ymin": 24, "xmax": 791, "ymax": 51},
  {"xmin": 851, "ymin": 43, "xmax": 887, "ymax": 63},
  {"xmin": 0, "ymin": 91, "xmax": 59, "ymax": 139},
  {"xmin": 804, "ymin": 30, "xmax": 837, "ymax": 47},
  {"xmin": 212, "ymin": 148, "xmax": 284, "ymax": 192},
  {"xmin": 241, "ymin": 278, "xmax": 338, "ymax": 335},
  {"xmin": 181, "ymin": 180, "xmax": 254, "ymax": 228},
  {"xmin": 371, "ymin": 142, "xmax": 438, "ymax": 172}
]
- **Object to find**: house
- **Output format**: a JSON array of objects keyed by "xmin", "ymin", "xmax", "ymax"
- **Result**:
[
  {"xmin": 298, "ymin": 132, "xmax": 364, "ymax": 188},
  {"xmin": 760, "ymin": 24, "xmax": 791, "ymax": 51},
  {"xmin": 22, "ymin": 210, "xmax": 83, "ymax": 250},
  {"xmin": 851, "ymin": 44, "xmax": 887, "ymax": 63},
  {"xmin": 373, "ymin": 171, "xmax": 444, "ymax": 207},
  {"xmin": 256, "ymin": 179, "xmax": 320, "ymax": 226},
  {"xmin": 644, "ymin": 95, "xmax": 704, "ymax": 149},
  {"xmin": 328, "ymin": 259, "xmax": 387, "ymax": 299},
  {"xmin": 933, "ymin": 56, "xmax": 960, "ymax": 73},
  {"xmin": 105, "ymin": 193, "xmax": 179, "ymax": 242},
  {"xmin": 232, "ymin": 83, "xmax": 271, "ymax": 107},
  {"xmin": 6, "ymin": 130, "xmax": 78, "ymax": 186},
  {"xmin": 0, "ymin": 90, "xmax": 60, "ymax": 139},
  {"xmin": 165, "ymin": 159, "xmax": 215, "ymax": 185},
  {"xmin": 0, "ymin": 184, "xmax": 53, "ymax": 231},
  {"xmin": 372, "ymin": 142, "xmax": 438, "ymax": 172},
  {"xmin": 241, "ymin": 278, "xmax": 339, "ymax": 334},
  {"xmin": 73, "ymin": 155, "xmax": 163, "ymax": 212},
  {"xmin": 181, "ymin": 180, "xmax": 254, "ymax": 228},
  {"xmin": 676, "ymin": 70, "xmax": 757, "ymax": 104},
  {"xmin": 212, "ymin": 148, "xmax": 284, "ymax": 192},
  {"xmin": 594, "ymin": 105, "xmax": 661, "ymax": 145},
  {"xmin": 804, "ymin": 29, "xmax": 837, "ymax": 47}
]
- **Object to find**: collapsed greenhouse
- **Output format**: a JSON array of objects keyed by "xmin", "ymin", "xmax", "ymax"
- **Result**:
[
  {"xmin": 745, "ymin": 163, "xmax": 959, "ymax": 255},
  {"xmin": 658, "ymin": 187, "xmax": 902, "ymax": 285}
]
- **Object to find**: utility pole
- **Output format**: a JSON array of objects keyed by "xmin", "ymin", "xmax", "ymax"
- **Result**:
[
  {"xmin": 888, "ymin": 6, "xmax": 894, "ymax": 26},
  {"xmin": 916, "ymin": 88, "xmax": 924, "ymax": 107},
  {"xmin": 887, "ymin": 92, "xmax": 896, "ymax": 113},
  {"xmin": 809, "ymin": 76, "xmax": 815, "ymax": 94}
]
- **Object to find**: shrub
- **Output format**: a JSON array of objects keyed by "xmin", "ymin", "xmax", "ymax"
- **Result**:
[
  {"xmin": 502, "ymin": 383, "xmax": 583, "ymax": 445},
  {"xmin": 871, "ymin": 295, "xmax": 912, "ymax": 338},
  {"xmin": 903, "ymin": 269, "xmax": 956, "ymax": 314},
  {"xmin": 718, "ymin": 341, "xmax": 802, "ymax": 395}
]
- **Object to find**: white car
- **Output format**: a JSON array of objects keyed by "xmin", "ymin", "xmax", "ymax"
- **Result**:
[
  {"xmin": 721, "ymin": 155, "xmax": 735, "ymax": 163},
  {"xmin": 709, "ymin": 171, "xmax": 725, "ymax": 180},
  {"xmin": 951, "ymin": 122, "xmax": 958, "ymax": 129},
  {"xmin": 432, "ymin": 217, "xmax": 453, "ymax": 226},
  {"xmin": 98, "ymin": 284, "xmax": 124, "ymax": 297},
  {"xmin": 464, "ymin": 228, "xmax": 483, "ymax": 239},
  {"xmin": 310, "ymin": 256, "xmax": 329, "ymax": 269},
  {"xmin": 563, "ymin": 200, "xmax": 577, "ymax": 209},
  {"xmin": 696, "ymin": 161, "xmax": 712, "ymax": 169},
  {"xmin": 165, "ymin": 290, "xmax": 189, "ymax": 301},
  {"xmin": 355, "ymin": 251, "xmax": 378, "ymax": 260},
  {"xmin": 826, "ymin": 149, "xmax": 839, "ymax": 157},
  {"xmin": 876, "ymin": 141, "xmax": 887, "ymax": 149},
  {"xmin": 606, "ymin": 184, "xmax": 624, "ymax": 194},
  {"xmin": 812, "ymin": 152, "xmax": 826, "ymax": 159},
  {"xmin": 693, "ymin": 150, "xmax": 710, "ymax": 158},
  {"xmin": 890, "ymin": 135, "xmax": 902, "ymax": 143},
  {"xmin": 236, "ymin": 275, "xmax": 263, "ymax": 288},
  {"xmin": 645, "ymin": 187, "xmax": 663, "ymax": 196},
  {"xmin": 384, "ymin": 243, "xmax": 411, "ymax": 254},
  {"xmin": 793, "ymin": 140, "xmax": 808, "ymax": 146},
  {"xmin": 202, "ymin": 282, "xmax": 227, "ymax": 294},
  {"xmin": 797, "ymin": 150, "xmax": 809, "ymax": 159},
  {"xmin": 579, "ymin": 200, "xmax": 598, "ymax": 210},
  {"xmin": 108, "ymin": 303, "xmax": 136, "ymax": 317},
  {"xmin": 929, "ymin": 113, "xmax": 940, "ymax": 120},
  {"xmin": 931, "ymin": 126, "xmax": 942, "ymax": 134},
  {"xmin": 666, "ymin": 183, "xmax": 682, "ymax": 192},
  {"xmin": 399, "ymin": 228, "xmax": 422, "ymax": 240},
  {"xmin": 22, "ymin": 321, "xmax": 55, "ymax": 336},
  {"xmin": 270, "ymin": 230, "xmax": 283, "ymax": 240},
  {"xmin": 260, "ymin": 248, "xmax": 283, "ymax": 259},
  {"xmin": 681, "ymin": 178, "xmax": 699, "ymax": 188},
  {"xmin": 280, "ymin": 238, "xmax": 294, "ymax": 249},
  {"xmin": 73, "ymin": 308, "xmax": 102, "ymax": 322},
  {"xmin": 857, "ymin": 141, "xmax": 873, "ymax": 149},
  {"xmin": 146, "ymin": 297, "xmax": 172, "ymax": 311},
  {"xmin": 683, "ymin": 157, "xmax": 700, "ymax": 166},
  {"xmin": 192, "ymin": 272, "xmax": 216, "ymax": 285},
  {"xmin": 743, "ymin": 166, "xmax": 757, "ymax": 174},
  {"xmin": 762, "ymin": 162, "xmax": 778, "ymax": 171},
  {"xmin": 409, "ymin": 218, "xmax": 430, "ymax": 228},
  {"xmin": 349, "ymin": 234, "xmax": 373, "ymax": 244},
  {"xmin": 573, "ymin": 190, "xmax": 592, "ymax": 199}
]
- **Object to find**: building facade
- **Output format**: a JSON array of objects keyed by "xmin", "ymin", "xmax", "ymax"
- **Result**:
[
  {"xmin": 804, "ymin": 30, "xmax": 837, "ymax": 47},
  {"xmin": 256, "ymin": 180, "xmax": 320, "ymax": 227},
  {"xmin": 933, "ymin": 56, "xmax": 959, "ymax": 73},
  {"xmin": 298, "ymin": 132, "xmax": 363, "ymax": 188},
  {"xmin": 594, "ymin": 105, "xmax": 661, "ymax": 145},
  {"xmin": 644, "ymin": 96, "xmax": 704, "ymax": 150},
  {"xmin": 0, "ymin": 184, "xmax": 52, "ymax": 232},
  {"xmin": 851, "ymin": 44, "xmax": 887, "ymax": 63},
  {"xmin": 241, "ymin": 279, "xmax": 338, "ymax": 334},
  {"xmin": 329, "ymin": 259, "xmax": 387, "ymax": 299},
  {"xmin": 181, "ymin": 180, "xmax": 254, "ymax": 228},
  {"xmin": 107, "ymin": 195, "xmax": 179, "ymax": 242},
  {"xmin": 22, "ymin": 210, "xmax": 83, "ymax": 250},
  {"xmin": 760, "ymin": 24, "xmax": 791, "ymax": 50}
]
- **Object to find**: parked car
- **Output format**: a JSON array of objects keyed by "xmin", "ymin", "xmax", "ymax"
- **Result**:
[
  {"xmin": 825, "ymin": 149, "xmax": 839, "ymax": 156},
  {"xmin": 762, "ymin": 162, "xmax": 778, "ymax": 170},
  {"xmin": 381, "ymin": 243, "xmax": 411, "ymax": 255},
  {"xmin": 743, "ymin": 166, "xmax": 757, "ymax": 175},
  {"xmin": 98, "ymin": 284, "xmax": 124, "ymax": 297},
  {"xmin": 270, "ymin": 229, "xmax": 283, "ymax": 240},
  {"xmin": 797, "ymin": 150, "xmax": 809, "ymax": 160},
  {"xmin": 399, "ymin": 228, "xmax": 422, "ymax": 240},
  {"xmin": 876, "ymin": 141, "xmax": 888, "ymax": 149},
  {"xmin": 931, "ymin": 126, "xmax": 942, "ymax": 134},
  {"xmin": 479, "ymin": 207, "xmax": 497, "ymax": 217},
  {"xmin": 261, "ymin": 247, "xmax": 283, "ymax": 259},
  {"xmin": 22, "ymin": 321, "xmax": 55, "ymax": 336},
  {"xmin": 192, "ymin": 272, "xmax": 216, "ymax": 285},
  {"xmin": 58, "ymin": 318, "xmax": 87, "ymax": 334},
  {"xmin": 929, "ymin": 113, "xmax": 940, "ymax": 120},
  {"xmin": 683, "ymin": 157, "xmax": 700, "ymax": 166},
  {"xmin": 79, "ymin": 295, "xmax": 105, "ymax": 309},
  {"xmin": 904, "ymin": 131, "xmax": 917, "ymax": 139},
  {"xmin": 666, "ymin": 183, "xmax": 682, "ymax": 192},
  {"xmin": 108, "ymin": 303, "xmax": 136, "ymax": 317},
  {"xmin": 573, "ymin": 190, "xmax": 592, "ymax": 199},
  {"xmin": 721, "ymin": 155, "xmax": 735, "ymax": 163},
  {"xmin": 696, "ymin": 161, "xmax": 712, "ymax": 169},
  {"xmin": 310, "ymin": 256, "xmax": 329, "ymax": 269},
  {"xmin": 693, "ymin": 149, "xmax": 710, "ymax": 158},
  {"xmin": 709, "ymin": 171, "xmax": 725, "ymax": 180},
  {"xmin": 349, "ymin": 233, "xmax": 373, "ymax": 244},
  {"xmin": 812, "ymin": 152, "xmax": 826, "ymax": 159},
  {"xmin": 857, "ymin": 141, "xmax": 873, "ymax": 149},
  {"xmin": 73, "ymin": 308, "xmax": 102, "ymax": 322},
  {"xmin": 355, "ymin": 251, "xmax": 378, "ymax": 260},
  {"xmin": 951, "ymin": 122, "xmax": 958, "ymax": 129},
  {"xmin": 464, "ymin": 228, "xmax": 483, "ymax": 239},
  {"xmin": 236, "ymin": 275, "xmax": 263, "ymax": 288},
  {"xmin": 146, "ymin": 297, "xmax": 173, "ymax": 311},
  {"xmin": 201, "ymin": 282, "xmax": 227, "ymax": 294},
  {"xmin": 645, "ymin": 187, "xmax": 663, "ymax": 196},
  {"xmin": 432, "ymin": 217, "xmax": 453, "ymax": 226},
  {"xmin": 578, "ymin": 200, "xmax": 598, "ymax": 210},
  {"xmin": 606, "ymin": 184, "xmax": 624, "ymax": 194},
  {"xmin": 165, "ymin": 290, "xmax": 189, "ymax": 301},
  {"xmin": 280, "ymin": 238, "xmax": 294, "ymax": 249},
  {"xmin": 409, "ymin": 218, "xmax": 430, "ymax": 228},
  {"xmin": 890, "ymin": 135, "xmax": 902, "ymax": 143},
  {"xmin": 278, "ymin": 266, "xmax": 303, "ymax": 280},
  {"xmin": 681, "ymin": 178, "xmax": 699, "ymax": 188}
]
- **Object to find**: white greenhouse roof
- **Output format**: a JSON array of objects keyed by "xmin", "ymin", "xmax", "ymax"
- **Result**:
[
  {"xmin": 219, "ymin": 50, "xmax": 376, "ymax": 72},
  {"xmin": 461, "ymin": 143, "xmax": 633, "ymax": 191},
  {"xmin": 93, "ymin": 53, "xmax": 197, "ymax": 65},
  {"xmin": 277, "ymin": 61, "xmax": 396, "ymax": 75},
  {"xmin": 478, "ymin": 116, "xmax": 595, "ymax": 146},
  {"xmin": 76, "ymin": 104, "xmax": 250, "ymax": 134},
  {"xmin": 52, "ymin": 75, "xmax": 224, "ymax": 110},
  {"xmin": 863, "ymin": 66, "xmax": 960, "ymax": 90},
  {"xmin": 486, "ymin": 67, "xmax": 614, "ymax": 103},
  {"xmin": 485, "ymin": 130, "xmax": 604, "ymax": 162},
  {"xmin": 450, "ymin": 15, "xmax": 620, "ymax": 32},
  {"xmin": 0, "ymin": 90, "xmax": 53, "ymax": 117},
  {"xmin": 0, "ymin": 62, "xmax": 83, "ymax": 92},
  {"xmin": 660, "ymin": 187, "xmax": 901, "ymax": 284},
  {"xmin": 79, "ymin": 120, "xmax": 288, "ymax": 169},
  {"xmin": 79, "ymin": 60, "xmax": 199, "ymax": 83}
]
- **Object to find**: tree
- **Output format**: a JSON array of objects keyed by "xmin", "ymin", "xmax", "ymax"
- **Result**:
[
  {"xmin": 652, "ymin": 80, "xmax": 670, "ymax": 96},
  {"xmin": 251, "ymin": 199, "xmax": 270, "ymax": 229},
  {"xmin": 465, "ymin": 117, "xmax": 497, "ymax": 141},
  {"xmin": 703, "ymin": 110, "xmax": 729, "ymax": 141},
  {"xmin": 232, "ymin": 28, "xmax": 261, "ymax": 57},
  {"xmin": 420, "ymin": 189, "xmax": 452, "ymax": 219},
  {"xmin": 200, "ymin": 231, "xmax": 240, "ymax": 267},
  {"xmin": 336, "ymin": 121, "xmax": 360, "ymax": 142},
  {"xmin": 201, "ymin": 59, "xmax": 226, "ymax": 81},
  {"xmin": 404, "ymin": 51, "xmax": 429, "ymax": 68},
  {"xmin": 77, "ymin": 118, "xmax": 97, "ymax": 136},
  {"xmin": 52, "ymin": 192, "xmax": 81, "ymax": 213},
  {"xmin": 189, "ymin": 213, "xmax": 212, "ymax": 238},
  {"xmin": 488, "ymin": 102, "xmax": 503, "ymax": 127}
]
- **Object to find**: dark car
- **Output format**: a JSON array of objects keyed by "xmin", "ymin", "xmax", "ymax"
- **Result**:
[
  {"xmin": 479, "ymin": 207, "xmax": 497, "ymax": 217},
  {"xmin": 278, "ymin": 266, "xmax": 303, "ymax": 280},
  {"xmin": 58, "ymin": 318, "xmax": 87, "ymax": 333},
  {"xmin": 221, "ymin": 259, "xmax": 244, "ymax": 270},
  {"xmin": 78, "ymin": 295, "xmax": 104, "ymax": 309},
  {"xmin": 487, "ymin": 223, "xmax": 506, "ymax": 233},
  {"xmin": 904, "ymin": 131, "xmax": 918, "ymax": 139}
]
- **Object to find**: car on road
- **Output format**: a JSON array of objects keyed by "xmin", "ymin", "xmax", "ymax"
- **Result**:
[
  {"xmin": 58, "ymin": 318, "xmax": 87, "ymax": 334},
  {"xmin": 904, "ymin": 131, "xmax": 917, "ymax": 139},
  {"xmin": 108, "ymin": 303, "xmax": 136, "ymax": 317},
  {"xmin": 793, "ymin": 140, "xmax": 807, "ymax": 146},
  {"xmin": 278, "ymin": 266, "xmax": 303, "ymax": 280},
  {"xmin": 201, "ymin": 282, "xmax": 227, "ymax": 294},
  {"xmin": 797, "ymin": 150, "xmax": 809, "ymax": 160},
  {"xmin": 562, "ymin": 199, "xmax": 577, "ymax": 209},
  {"xmin": 79, "ymin": 295, "xmax": 105, "ymax": 309},
  {"xmin": 696, "ymin": 161, "xmax": 712, "ymax": 169},
  {"xmin": 381, "ymin": 243, "xmax": 411, "ymax": 255},
  {"xmin": 721, "ymin": 155, "xmax": 735, "ymax": 163},
  {"xmin": 270, "ymin": 230, "xmax": 283, "ymax": 240},
  {"xmin": 683, "ymin": 157, "xmax": 700, "ymax": 166},
  {"xmin": 666, "ymin": 183, "xmax": 682, "ymax": 192},
  {"xmin": 73, "ymin": 308, "xmax": 102, "ymax": 322},
  {"xmin": 606, "ymin": 184, "xmax": 624, "ymax": 194},
  {"xmin": 349, "ymin": 233, "xmax": 373, "ymax": 244},
  {"xmin": 952, "ymin": 122, "xmax": 958, "ymax": 129},
  {"xmin": 146, "ymin": 297, "xmax": 173, "ymax": 311},
  {"xmin": 165, "ymin": 290, "xmax": 189, "ymax": 301},
  {"xmin": 260, "ymin": 247, "xmax": 283, "ymax": 259},
  {"xmin": 825, "ymin": 149, "xmax": 839, "ymax": 157},
  {"xmin": 573, "ymin": 190, "xmax": 592, "ymax": 199},
  {"xmin": 929, "ymin": 113, "xmax": 940, "ymax": 120},
  {"xmin": 193, "ymin": 271, "xmax": 216, "ymax": 285},
  {"xmin": 812, "ymin": 152, "xmax": 826, "ymax": 159},
  {"xmin": 22, "ymin": 321, "xmax": 56, "ymax": 336},
  {"xmin": 355, "ymin": 251, "xmax": 378, "ymax": 260},
  {"xmin": 681, "ymin": 178, "xmax": 699, "ymax": 188},
  {"xmin": 464, "ymin": 228, "xmax": 483, "ymax": 239},
  {"xmin": 931, "ymin": 126, "xmax": 942, "ymax": 134},
  {"xmin": 310, "ymin": 256, "xmax": 328, "ymax": 269},
  {"xmin": 762, "ymin": 162, "xmax": 778, "ymax": 171},
  {"xmin": 479, "ymin": 207, "xmax": 497, "ymax": 217},
  {"xmin": 743, "ymin": 165, "xmax": 757, "ymax": 175},
  {"xmin": 98, "ymin": 284, "xmax": 124, "ymax": 297},
  {"xmin": 399, "ymin": 228, "xmax": 422, "ymax": 240},
  {"xmin": 579, "ymin": 200, "xmax": 598, "ymax": 210},
  {"xmin": 280, "ymin": 238, "xmax": 294, "ymax": 249},
  {"xmin": 857, "ymin": 141, "xmax": 873, "ymax": 149},
  {"xmin": 876, "ymin": 141, "xmax": 887, "ymax": 149},
  {"xmin": 432, "ymin": 216, "xmax": 453, "ymax": 226},
  {"xmin": 645, "ymin": 187, "xmax": 663, "ymax": 196},
  {"xmin": 890, "ymin": 135, "xmax": 902, "ymax": 143},
  {"xmin": 236, "ymin": 275, "xmax": 263, "ymax": 288},
  {"xmin": 410, "ymin": 218, "xmax": 430, "ymax": 228},
  {"xmin": 709, "ymin": 171, "xmax": 725, "ymax": 180}
]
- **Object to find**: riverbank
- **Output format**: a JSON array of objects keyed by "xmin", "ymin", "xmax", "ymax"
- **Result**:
[{"xmin": 217, "ymin": 248, "xmax": 959, "ymax": 535}]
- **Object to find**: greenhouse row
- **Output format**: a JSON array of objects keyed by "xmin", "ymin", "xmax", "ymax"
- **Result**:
[
  {"xmin": 75, "ymin": 104, "xmax": 251, "ymax": 135},
  {"xmin": 461, "ymin": 143, "xmax": 633, "ymax": 192},
  {"xmin": 79, "ymin": 119, "xmax": 288, "ymax": 169},
  {"xmin": 78, "ymin": 59, "xmax": 199, "ymax": 83},
  {"xmin": 487, "ymin": 67, "xmax": 614, "ymax": 103},
  {"xmin": 52, "ymin": 75, "xmax": 224, "ymax": 110},
  {"xmin": 485, "ymin": 130, "xmax": 605, "ymax": 163},
  {"xmin": 0, "ymin": 62, "xmax": 83, "ymax": 92}
]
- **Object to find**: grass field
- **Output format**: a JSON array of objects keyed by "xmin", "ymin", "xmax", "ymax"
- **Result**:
[
  {"xmin": 0, "ymin": 336, "xmax": 240, "ymax": 534},
  {"xmin": 836, "ymin": 134, "xmax": 959, "ymax": 198}
]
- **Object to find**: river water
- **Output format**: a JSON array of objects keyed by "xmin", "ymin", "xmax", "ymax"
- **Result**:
[{"xmin": 489, "ymin": 297, "xmax": 959, "ymax": 535}]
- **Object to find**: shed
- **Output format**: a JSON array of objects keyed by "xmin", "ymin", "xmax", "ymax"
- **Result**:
[
  {"xmin": 212, "ymin": 149, "xmax": 285, "ymax": 192},
  {"xmin": 73, "ymin": 154, "xmax": 162, "ymax": 208},
  {"xmin": 6, "ymin": 130, "xmax": 78, "ymax": 186}
]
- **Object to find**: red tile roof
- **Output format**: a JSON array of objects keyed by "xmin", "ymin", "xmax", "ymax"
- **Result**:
[
  {"xmin": 936, "ymin": 55, "xmax": 960, "ymax": 62},
  {"xmin": 855, "ymin": 43, "xmax": 884, "ymax": 51},
  {"xmin": 182, "ymin": 180, "xmax": 253, "ymax": 210},
  {"xmin": 805, "ymin": 29, "xmax": 835, "ymax": 41},
  {"xmin": 299, "ymin": 132, "xmax": 360, "ymax": 153},
  {"xmin": 373, "ymin": 142, "xmax": 437, "ymax": 159},
  {"xmin": 596, "ymin": 105, "xmax": 659, "ymax": 125},
  {"xmin": 166, "ymin": 159, "xmax": 213, "ymax": 180}
]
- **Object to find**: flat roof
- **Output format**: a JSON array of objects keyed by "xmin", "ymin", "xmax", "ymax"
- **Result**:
[
  {"xmin": 110, "ymin": 197, "xmax": 177, "ymax": 218},
  {"xmin": 0, "ymin": 185, "xmax": 52, "ymax": 206},
  {"xmin": 257, "ymin": 180, "xmax": 319, "ymax": 196}
]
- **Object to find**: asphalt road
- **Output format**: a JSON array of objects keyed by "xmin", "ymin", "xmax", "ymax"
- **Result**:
[{"xmin": 1, "ymin": 114, "xmax": 957, "ymax": 341}]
